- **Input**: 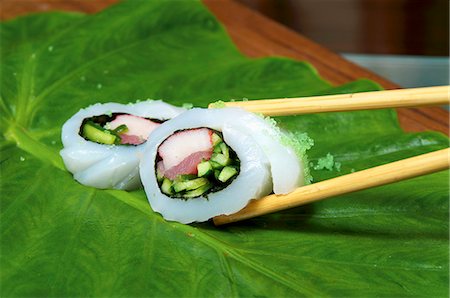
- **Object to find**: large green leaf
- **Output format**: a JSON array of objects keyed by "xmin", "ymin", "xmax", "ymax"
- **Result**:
[{"xmin": 1, "ymin": 1, "xmax": 448, "ymax": 296}]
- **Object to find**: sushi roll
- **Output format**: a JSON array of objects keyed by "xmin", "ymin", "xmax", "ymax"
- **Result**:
[
  {"xmin": 140, "ymin": 107, "xmax": 308, "ymax": 223},
  {"xmin": 60, "ymin": 100, "xmax": 186, "ymax": 190}
]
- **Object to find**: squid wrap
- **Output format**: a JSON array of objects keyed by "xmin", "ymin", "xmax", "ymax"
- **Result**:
[
  {"xmin": 140, "ymin": 107, "xmax": 310, "ymax": 223},
  {"xmin": 60, "ymin": 101, "xmax": 186, "ymax": 190}
]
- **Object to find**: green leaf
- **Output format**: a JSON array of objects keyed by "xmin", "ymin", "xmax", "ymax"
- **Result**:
[{"xmin": 1, "ymin": 1, "xmax": 448, "ymax": 297}]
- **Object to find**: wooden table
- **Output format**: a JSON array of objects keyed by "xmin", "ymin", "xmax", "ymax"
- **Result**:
[{"xmin": 2, "ymin": 0, "xmax": 448, "ymax": 135}]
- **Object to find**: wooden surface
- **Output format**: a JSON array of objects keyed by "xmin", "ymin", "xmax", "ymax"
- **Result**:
[
  {"xmin": 236, "ymin": 0, "xmax": 449, "ymax": 56},
  {"xmin": 2, "ymin": 0, "xmax": 448, "ymax": 135}
]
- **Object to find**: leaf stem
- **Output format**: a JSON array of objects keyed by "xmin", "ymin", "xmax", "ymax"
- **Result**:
[{"xmin": 4, "ymin": 122, "xmax": 65, "ymax": 170}]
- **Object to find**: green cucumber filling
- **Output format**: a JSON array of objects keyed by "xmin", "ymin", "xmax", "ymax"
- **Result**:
[{"xmin": 156, "ymin": 130, "xmax": 240, "ymax": 199}]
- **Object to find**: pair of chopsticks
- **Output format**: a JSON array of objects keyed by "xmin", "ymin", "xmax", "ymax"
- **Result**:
[{"xmin": 211, "ymin": 85, "xmax": 450, "ymax": 226}]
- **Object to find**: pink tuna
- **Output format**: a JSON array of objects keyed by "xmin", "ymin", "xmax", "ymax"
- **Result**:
[
  {"xmin": 108, "ymin": 114, "xmax": 160, "ymax": 145},
  {"xmin": 162, "ymin": 151, "xmax": 212, "ymax": 179},
  {"xmin": 158, "ymin": 128, "xmax": 213, "ymax": 178}
]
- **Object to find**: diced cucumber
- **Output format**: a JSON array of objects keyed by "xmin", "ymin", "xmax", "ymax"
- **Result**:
[
  {"xmin": 161, "ymin": 178, "xmax": 173, "ymax": 195},
  {"xmin": 218, "ymin": 166, "xmax": 238, "ymax": 182},
  {"xmin": 156, "ymin": 168, "xmax": 164, "ymax": 182},
  {"xmin": 173, "ymin": 178, "xmax": 209, "ymax": 193},
  {"xmin": 219, "ymin": 142, "xmax": 229, "ymax": 158},
  {"xmin": 183, "ymin": 178, "xmax": 209, "ymax": 190},
  {"xmin": 210, "ymin": 153, "xmax": 230, "ymax": 167},
  {"xmin": 214, "ymin": 170, "xmax": 221, "ymax": 180},
  {"xmin": 113, "ymin": 124, "xmax": 128, "ymax": 134},
  {"xmin": 82, "ymin": 122, "xmax": 117, "ymax": 145},
  {"xmin": 213, "ymin": 144, "xmax": 222, "ymax": 153},
  {"xmin": 176, "ymin": 174, "xmax": 197, "ymax": 181},
  {"xmin": 210, "ymin": 160, "xmax": 222, "ymax": 169},
  {"xmin": 211, "ymin": 133, "xmax": 222, "ymax": 146},
  {"xmin": 197, "ymin": 161, "xmax": 212, "ymax": 177},
  {"xmin": 173, "ymin": 181, "xmax": 185, "ymax": 193},
  {"xmin": 183, "ymin": 183, "xmax": 212, "ymax": 198}
]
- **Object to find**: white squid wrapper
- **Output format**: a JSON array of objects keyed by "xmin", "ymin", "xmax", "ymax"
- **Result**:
[
  {"xmin": 60, "ymin": 101, "xmax": 186, "ymax": 190},
  {"xmin": 140, "ymin": 108, "xmax": 304, "ymax": 223}
]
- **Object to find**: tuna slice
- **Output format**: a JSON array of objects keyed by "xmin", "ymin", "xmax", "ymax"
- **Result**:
[
  {"xmin": 108, "ymin": 114, "xmax": 160, "ymax": 145},
  {"xmin": 163, "ymin": 151, "xmax": 212, "ymax": 180},
  {"xmin": 119, "ymin": 134, "xmax": 142, "ymax": 145},
  {"xmin": 158, "ymin": 128, "xmax": 213, "ymax": 178}
]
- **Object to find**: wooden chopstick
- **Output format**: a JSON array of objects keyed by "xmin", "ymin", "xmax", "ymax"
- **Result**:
[
  {"xmin": 209, "ymin": 86, "xmax": 450, "ymax": 116},
  {"xmin": 213, "ymin": 148, "xmax": 450, "ymax": 226}
]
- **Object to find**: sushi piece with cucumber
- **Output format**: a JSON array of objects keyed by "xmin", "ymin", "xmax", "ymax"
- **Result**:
[
  {"xmin": 140, "ymin": 107, "xmax": 310, "ymax": 223},
  {"xmin": 60, "ymin": 100, "xmax": 186, "ymax": 190}
]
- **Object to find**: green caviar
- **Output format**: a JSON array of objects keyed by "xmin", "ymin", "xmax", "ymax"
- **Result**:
[
  {"xmin": 263, "ymin": 115, "xmax": 314, "ymax": 184},
  {"xmin": 158, "ymin": 131, "xmax": 240, "ymax": 199},
  {"xmin": 208, "ymin": 100, "xmax": 226, "ymax": 109},
  {"xmin": 313, "ymin": 153, "xmax": 341, "ymax": 172}
]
